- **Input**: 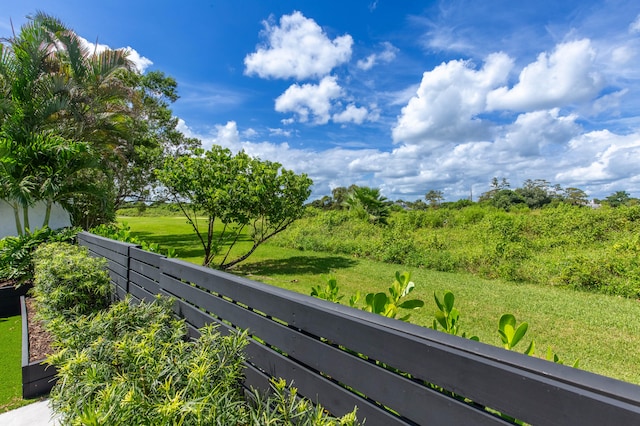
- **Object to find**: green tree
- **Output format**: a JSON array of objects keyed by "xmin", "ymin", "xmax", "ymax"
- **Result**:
[
  {"xmin": 0, "ymin": 12, "xmax": 191, "ymax": 229},
  {"xmin": 425, "ymin": 189, "xmax": 444, "ymax": 208},
  {"xmin": 479, "ymin": 177, "xmax": 510, "ymax": 202},
  {"xmin": 344, "ymin": 186, "xmax": 392, "ymax": 225},
  {"xmin": 156, "ymin": 146, "xmax": 312, "ymax": 269},
  {"xmin": 0, "ymin": 132, "xmax": 100, "ymax": 234},
  {"xmin": 492, "ymin": 189, "xmax": 525, "ymax": 211},
  {"xmin": 330, "ymin": 186, "xmax": 349, "ymax": 209},
  {"xmin": 562, "ymin": 187, "xmax": 588, "ymax": 206},
  {"xmin": 515, "ymin": 179, "xmax": 552, "ymax": 209},
  {"xmin": 605, "ymin": 191, "xmax": 631, "ymax": 207}
]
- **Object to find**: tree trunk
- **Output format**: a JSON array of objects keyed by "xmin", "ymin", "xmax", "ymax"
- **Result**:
[
  {"xmin": 22, "ymin": 205, "xmax": 30, "ymax": 234},
  {"xmin": 42, "ymin": 200, "xmax": 52, "ymax": 228},
  {"xmin": 10, "ymin": 201, "xmax": 23, "ymax": 236}
]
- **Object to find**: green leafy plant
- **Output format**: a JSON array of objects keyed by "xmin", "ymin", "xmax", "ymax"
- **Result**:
[
  {"xmin": 362, "ymin": 271, "xmax": 424, "ymax": 321},
  {"xmin": 0, "ymin": 226, "xmax": 79, "ymax": 286},
  {"xmin": 32, "ymin": 242, "xmax": 111, "ymax": 319},
  {"xmin": 311, "ymin": 276, "xmax": 343, "ymax": 303},
  {"xmin": 498, "ymin": 314, "xmax": 534, "ymax": 354},
  {"xmin": 46, "ymin": 296, "xmax": 360, "ymax": 425},
  {"xmin": 91, "ymin": 222, "xmax": 177, "ymax": 257},
  {"xmin": 432, "ymin": 291, "xmax": 479, "ymax": 340},
  {"xmin": 310, "ymin": 271, "xmax": 425, "ymax": 321},
  {"xmin": 247, "ymin": 378, "xmax": 360, "ymax": 425}
]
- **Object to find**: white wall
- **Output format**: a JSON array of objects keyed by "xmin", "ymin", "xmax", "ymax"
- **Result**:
[{"xmin": 0, "ymin": 201, "xmax": 71, "ymax": 239}]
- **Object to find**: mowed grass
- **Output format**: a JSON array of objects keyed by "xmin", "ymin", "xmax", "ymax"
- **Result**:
[
  {"xmin": 0, "ymin": 315, "xmax": 26, "ymax": 413},
  {"xmin": 119, "ymin": 215, "xmax": 640, "ymax": 384}
]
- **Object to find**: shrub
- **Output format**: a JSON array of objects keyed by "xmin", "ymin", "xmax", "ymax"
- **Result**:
[
  {"xmin": 0, "ymin": 226, "xmax": 79, "ymax": 286},
  {"xmin": 32, "ymin": 242, "xmax": 111, "ymax": 319},
  {"xmin": 47, "ymin": 296, "xmax": 360, "ymax": 425}
]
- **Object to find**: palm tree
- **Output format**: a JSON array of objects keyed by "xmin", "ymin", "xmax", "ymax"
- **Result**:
[
  {"xmin": 344, "ymin": 186, "xmax": 392, "ymax": 225},
  {"xmin": 0, "ymin": 12, "xmax": 135, "ymax": 230}
]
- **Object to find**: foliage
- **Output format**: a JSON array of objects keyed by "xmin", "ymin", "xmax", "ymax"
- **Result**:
[
  {"xmin": 311, "ymin": 271, "xmax": 424, "ymax": 321},
  {"xmin": 344, "ymin": 186, "xmax": 392, "ymax": 225},
  {"xmin": 32, "ymin": 242, "xmax": 111, "ymax": 318},
  {"xmin": 361, "ymin": 271, "xmax": 424, "ymax": 321},
  {"xmin": 0, "ymin": 226, "xmax": 79, "ymax": 286},
  {"xmin": 274, "ymin": 203, "xmax": 640, "ymax": 298},
  {"xmin": 425, "ymin": 189, "xmax": 444, "ymax": 208},
  {"xmin": 45, "ymin": 295, "xmax": 359, "ymax": 425},
  {"xmin": 91, "ymin": 222, "xmax": 177, "ymax": 258},
  {"xmin": 157, "ymin": 145, "xmax": 312, "ymax": 269},
  {"xmin": 432, "ymin": 291, "xmax": 478, "ymax": 340},
  {"xmin": 247, "ymin": 378, "xmax": 360, "ymax": 426},
  {"xmin": 311, "ymin": 277, "xmax": 343, "ymax": 303},
  {"xmin": 0, "ymin": 13, "xmax": 194, "ymax": 229},
  {"xmin": 498, "ymin": 314, "xmax": 532, "ymax": 353}
]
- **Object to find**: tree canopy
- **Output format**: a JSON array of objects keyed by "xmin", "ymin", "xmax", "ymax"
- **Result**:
[
  {"xmin": 156, "ymin": 146, "xmax": 312, "ymax": 269},
  {"xmin": 0, "ymin": 12, "xmax": 193, "ymax": 231}
]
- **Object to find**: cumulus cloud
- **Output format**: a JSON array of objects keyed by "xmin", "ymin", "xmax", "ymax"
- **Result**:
[
  {"xmin": 356, "ymin": 42, "xmax": 398, "ymax": 70},
  {"xmin": 556, "ymin": 131, "xmax": 640, "ymax": 185},
  {"xmin": 333, "ymin": 104, "xmax": 369, "ymax": 124},
  {"xmin": 495, "ymin": 109, "xmax": 581, "ymax": 157},
  {"xmin": 392, "ymin": 52, "xmax": 513, "ymax": 144},
  {"xmin": 244, "ymin": 11, "xmax": 353, "ymax": 80},
  {"xmin": 487, "ymin": 39, "xmax": 602, "ymax": 111},
  {"xmin": 275, "ymin": 76, "xmax": 343, "ymax": 124},
  {"xmin": 78, "ymin": 36, "xmax": 152, "ymax": 73}
]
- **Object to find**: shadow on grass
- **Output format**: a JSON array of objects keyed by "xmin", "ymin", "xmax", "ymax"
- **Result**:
[
  {"xmin": 128, "ymin": 232, "xmax": 207, "ymax": 259},
  {"xmin": 235, "ymin": 255, "xmax": 359, "ymax": 276}
]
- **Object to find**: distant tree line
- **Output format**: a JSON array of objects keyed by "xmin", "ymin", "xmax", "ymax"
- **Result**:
[{"xmin": 307, "ymin": 178, "xmax": 638, "ymax": 218}]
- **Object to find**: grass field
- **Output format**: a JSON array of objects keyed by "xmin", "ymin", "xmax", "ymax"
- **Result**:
[
  {"xmin": 119, "ymin": 215, "xmax": 640, "ymax": 384},
  {"xmin": 0, "ymin": 315, "xmax": 26, "ymax": 413}
]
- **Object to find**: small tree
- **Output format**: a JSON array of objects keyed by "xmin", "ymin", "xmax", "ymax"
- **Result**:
[
  {"xmin": 605, "ymin": 191, "xmax": 631, "ymax": 207},
  {"xmin": 344, "ymin": 186, "xmax": 392, "ymax": 225},
  {"xmin": 157, "ymin": 146, "xmax": 312, "ymax": 269},
  {"xmin": 425, "ymin": 189, "xmax": 444, "ymax": 208}
]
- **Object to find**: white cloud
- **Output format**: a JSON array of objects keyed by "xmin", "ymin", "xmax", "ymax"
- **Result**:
[
  {"xmin": 333, "ymin": 104, "xmax": 369, "ymax": 124},
  {"xmin": 177, "ymin": 116, "xmax": 640, "ymax": 202},
  {"xmin": 357, "ymin": 42, "xmax": 398, "ymax": 70},
  {"xmin": 242, "ymin": 128, "xmax": 258, "ymax": 138},
  {"xmin": 274, "ymin": 76, "xmax": 343, "ymax": 124},
  {"xmin": 78, "ymin": 36, "xmax": 152, "ymax": 73},
  {"xmin": 556, "ymin": 131, "xmax": 640, "ymax": 184},
  {"xmin": 630, "ymin": 15, "xmax": 640, "ymax": 34},
  {"xmin": 392, "ymin": 52, "xmax": 513, "ymax": 144},
  {"xmin": 487, "ymin": 39, "xmax": 602, "ymax": 111},
  {"xmin": 244, "ymin": 11, "xmax": 353, "ymax": 80},
  {"xmin": 495, "ymin": 109, "xmax": 580, "ymax": 157},
  {"xmin": 269, "ymin": 128, "xmax": 292, "ymax": 137}
]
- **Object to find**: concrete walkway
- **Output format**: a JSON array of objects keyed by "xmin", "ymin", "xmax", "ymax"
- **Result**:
[{"xmin": 0, "ymin": 400, "xmax": 58, "ymax": 426}]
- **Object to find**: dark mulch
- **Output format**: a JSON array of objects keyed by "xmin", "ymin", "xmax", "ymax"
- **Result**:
[{"xmin": 25, "ymin": 297, "xmax": 53, "ymax": 363}]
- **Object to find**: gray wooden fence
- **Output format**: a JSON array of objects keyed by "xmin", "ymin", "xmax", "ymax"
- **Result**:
[{"xmin": 77, "ymin": 231, "xmax": 640, "ymax": 425}]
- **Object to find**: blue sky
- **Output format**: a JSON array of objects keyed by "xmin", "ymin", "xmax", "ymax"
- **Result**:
[{"xmin": 3, "ymin": 1, "xmax": 640, "ymax": 201}]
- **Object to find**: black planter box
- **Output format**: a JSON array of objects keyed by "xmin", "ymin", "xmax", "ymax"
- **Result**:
[
  {"xmin": 0, "ymin": 284, "xmax": 30, "ymax": 317},
  {"xmin": 20, "ymin": 296, "xmax": 57, "ymax": 399}
]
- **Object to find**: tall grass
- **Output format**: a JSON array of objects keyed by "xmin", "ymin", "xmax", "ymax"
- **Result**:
[{"xmin": 119, "ymin": 213, "xmax": 640, "ymax": 384}]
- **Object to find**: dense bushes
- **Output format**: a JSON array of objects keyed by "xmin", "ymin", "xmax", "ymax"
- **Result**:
[
  {"xmin": 33, "ymin": 242, "xmax": 360, "ymax": 425},
  {"xmin": 33, "ymin": 243, "xmax": 111, "ymax": 319},
  {"xmin": 0, "ymin": 226, "xmax": 79, "ymax": 286},
  {"xmin": 272, "ymin": 204, "xmax": 640, "ymax": 297}
]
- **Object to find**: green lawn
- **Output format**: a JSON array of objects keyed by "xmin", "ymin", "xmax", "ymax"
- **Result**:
[
  {"xmin": 119, "ymin": 216, "xmax": 640, "ymax": 384},
  {"xmin": 0, "ymin": 315, "xmax": 27, "ymax": 413}
]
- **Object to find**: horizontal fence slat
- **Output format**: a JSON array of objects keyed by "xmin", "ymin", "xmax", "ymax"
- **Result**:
[
  {"xmin": 78, "ymin": 232, "xmax": 134, "ymax": 256},
  {"xmin": 129, "ymin": 270, "xmax": 162, "ymax": 296}
]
